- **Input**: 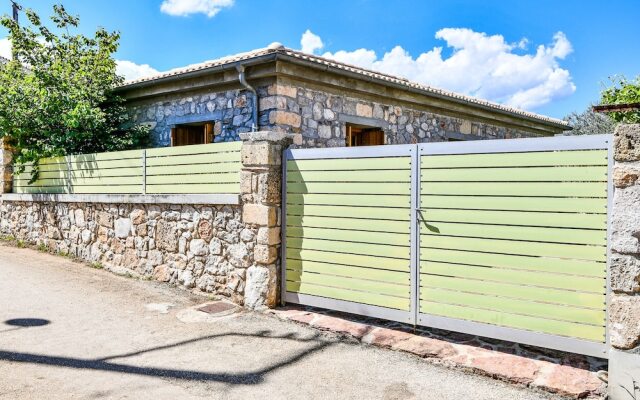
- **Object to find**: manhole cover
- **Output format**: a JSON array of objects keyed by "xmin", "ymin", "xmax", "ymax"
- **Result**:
[{"xmin": 197, "ymin": 302, "xmax": 236, "ymax": 315}]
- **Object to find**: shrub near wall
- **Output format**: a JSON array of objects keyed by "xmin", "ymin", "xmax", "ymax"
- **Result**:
[{"xmin": 0, "ymin": 201, "xmax": 257, "ymax": 303}]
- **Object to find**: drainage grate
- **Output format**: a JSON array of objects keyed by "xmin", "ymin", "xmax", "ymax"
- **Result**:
[{"xmin": 197, "ymin": 302, "xmax": 236, "ymax": 315}]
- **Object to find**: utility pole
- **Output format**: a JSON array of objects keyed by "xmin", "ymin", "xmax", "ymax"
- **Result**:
[
  {"xmin": 9, "ymin": 1, "xmax": 21, "ymax": 60},
  {"xmin": 11, "ymin": 0, "xmax": 20, "ymax": 24}
]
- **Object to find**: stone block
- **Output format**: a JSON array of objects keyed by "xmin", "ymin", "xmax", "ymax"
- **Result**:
[
  {"xmin": 189, "ymin": 239, "xmax": 208, "ymax": 256},
  {"xmin": 114, "ymin": 218, "xmax": 132, "ymax": 238},
  {"xmin": 241, "ymin": 142, "xmax": 280, "ymax": 167},
  {"xmin": 240, "ymin": 170, "xmax": 254, "ymax": 194},
  {"xmin": 356, "ymin": 103, "xmax": 373, "ymax": 118},
  {"xmin": 268, "ymin": 84, "xmax": 297, "ymax": 98},
  {"xmin": 259, "ymin": 96, "xmax": 287, "ymax": 111},
  {"xmin": 242, "ymin": 204, "xmax": 277, "ymax": 226},
  {"xmin": 254, "ymin": 244, "xmax": 277, "ymax": 264},
  {"xmin": 256, "ymin": 171, "xmax": 281, "ymax": 204},
  {"xmin": 610, "ymin": 293, "xmax": 640, "ymax": 349},
  {"xmin": 611, "ymin": 253, "xmax": 640, "ymax": 293},
  {"xmin": 613, "ymin": 163, "xmax": 640, "ymax": 188},
  {"xmin": 269, "ymin": 110, "xmax": 301, "ymax": 128},
  {"xmin": 614, "ymin": 124, "xmax": 640, "ymax": 162},
  {"xmin": 257, "ymin": 227, "xmax": 280, "ymax": 245},
  {"xmin": 612, "ymin": 185, "xmax": 640, "ymax": 254},
  {"xmin": 244, "ymin": 264, "xmax": 277, "ymax": 309}
]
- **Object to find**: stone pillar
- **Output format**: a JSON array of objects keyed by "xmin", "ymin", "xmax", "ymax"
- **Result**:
[
  {"xmin": 0, "ymin": 138, "xmax": 13, "ymax": 194},
  {"xmin": 609, "ymin": 124, "xmax": 640, "ymax": 399},
  {"xmin": 239, "ymin": 131, "xmax": 292, "ymax": 309}
]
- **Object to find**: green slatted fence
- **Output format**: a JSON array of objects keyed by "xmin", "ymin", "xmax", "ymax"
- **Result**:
[
  {"xmin": 13, "ymin": 142, "xmax": 242, "ymax": 195},
  {"xmin": 283, "ymin": 135, "xmax": 611, "ymax": 358}
]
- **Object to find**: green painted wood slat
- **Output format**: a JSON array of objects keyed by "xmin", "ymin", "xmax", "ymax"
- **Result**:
[
  {"xmin": 420, "ymin": 275, "xmax": 604, "ymax": 309},
  {"xmin": 286, "ymin": 281, "xmax": 410, "ymax": 310},
  {"xmin": 287, "ymin": 269, "xmax": 410, "ymax": 297},
  {"xmin": 421, "ymin": 261, "xmax": 605, "ymax": 293},
  {"xmin": 287, "ymin": 226, "xmax": 410, "ymax": 246},
  {"xmin": 421, "ymin": 287, "xmax": 605, "ymax": 325},
  {"xmin": 286, "ymin": 248, "xmax": 410, "ymax": 272},
  {"xmin": 422, "ymin": 182, "xmax": 606, "ymax": 197},
  {"xmin": 421, "ymin": 208, "xmax": 606, "ymax": 229},
  {"xmin": 286, "ymin": 259, "xmax": 410, "ymax": 284},
  {"xmin": 287, "ymin": 169, "xmax": 410, "ymax": 183},
  {"xmin": 287, "ymin": 157, "xmax": 410, "ymax": 171},
  {"xmin": 421, "ymin": 235, "xmax": 606, "ymax": 261},
  {"xmin": 422, "ymin": 166, "xmax": 607, "ymax": 182},
  {"xmin": 421, "ymin": 150, "xmax": 608, "ymax": 169},
  {"xmin": 287, "ymin": 193, "xmax": 410, "ymax": 208},
  {"xmin": 420, "ymin": 195, "xmax": 607, "ymax": 214},
  {"xmin": 420, "ymin": 301, "xmax": 605, "ymax": 342},
  {"xmin": 421, "ymin": 248, "xmax": 605, "ymax": 277},
  {"xmin": 286, "ymin": 215, "xmax": 410, "ymax": 233},
  {"xmin": 421, "ymin": 222, "xmax": 606, "ymax": 245},
  {"xmin": 286, "ymin": 204, "xmax": 410, "ymax": 221},
  {"xmin": 287, "ymin": 237, "xmax": 410, "ymax": 259}
]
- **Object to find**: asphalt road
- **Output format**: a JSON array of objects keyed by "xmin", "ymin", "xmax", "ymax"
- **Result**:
[{"xmin": 0, "ymin": 243, "xmax": 561, "ymax": 400}]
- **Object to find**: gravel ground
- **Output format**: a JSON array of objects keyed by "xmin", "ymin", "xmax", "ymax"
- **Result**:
[{"xmin": 0, "ymin": 243, "xmax": 564, "ymax": 400}]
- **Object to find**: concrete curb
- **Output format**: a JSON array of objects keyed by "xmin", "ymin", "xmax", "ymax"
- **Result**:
[{"xmin": 268, "ymin": 307, "xmax": 605, "ymax": 399}]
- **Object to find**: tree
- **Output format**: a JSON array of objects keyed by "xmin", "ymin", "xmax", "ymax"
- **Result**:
[
  {"xmin": 600, "ymin": 75, "xmax": 640, "ymax": 124},
  {"xmin": 0, "ymin": 5, "xmax": 148, "ymax": 178},
  {"xmin": 563, "ymin": 107, "xmax": 616, "ymax": 135}
]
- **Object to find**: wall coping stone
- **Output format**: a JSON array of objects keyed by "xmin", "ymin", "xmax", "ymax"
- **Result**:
[
  {"xmin": 239, "ymin": 131, "xmax": 295, "ymax": 144},
  {"xmin": 0, "ymin": 193, "xmax": 240, "ymax": 205}
]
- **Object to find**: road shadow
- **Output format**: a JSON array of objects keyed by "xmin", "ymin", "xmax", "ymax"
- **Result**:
[{"xmin": 0, "ymin": 329, "xmax": 333, "ymax": 385}]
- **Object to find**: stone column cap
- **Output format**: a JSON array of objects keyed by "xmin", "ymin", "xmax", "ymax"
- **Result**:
[{"xmin": 239, "ymin": 131, "xmax": 295, "ymax": 144}]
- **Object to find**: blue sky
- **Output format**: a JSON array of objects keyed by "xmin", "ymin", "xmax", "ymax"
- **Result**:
[{"xmin": 1, "ymin": 0, "xmax": 638, "ymax": 119}]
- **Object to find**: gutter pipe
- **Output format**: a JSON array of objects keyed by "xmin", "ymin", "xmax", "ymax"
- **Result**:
[{"xmin": 236, "ymin": 64, "xmax": 258, "ymax": 132}]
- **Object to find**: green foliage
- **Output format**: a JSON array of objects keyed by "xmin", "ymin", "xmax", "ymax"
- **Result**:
[
  {"xmin": 0, "ymin": 5, "xmax": 148, "ymax": 179},
  {"xmin": 600, "ymin": 75, "xmax": 640, "ymax": 124},
  {"xmin": 563, "ymin": 107, "xmax": 616, "ymax": 135}
]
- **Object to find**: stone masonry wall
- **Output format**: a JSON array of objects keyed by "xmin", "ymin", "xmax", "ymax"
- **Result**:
[
  {"xmin": 259, "ymin": 83, "xmax": 541, "ymax": 148},
  {"xmin": 128, "ymin": 87, "xmax": 264, "ymax": 147},
  {"xmin": 0, "ymin": 202, "xmax": 256, "ymax": 304},
  {"xmin": 127, "ymin": 83, "xmax": 542, "ymax": 149},
  {"xmin": 610, "ymin": 124, "xmax": 640, "ymax": 350}
]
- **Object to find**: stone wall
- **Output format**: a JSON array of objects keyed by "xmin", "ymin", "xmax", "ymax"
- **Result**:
[
  {"xmin": 609, "ymin": 124, "xmax": 640, "ymax": 399},
  {"xmin": 128, "ymin": 83, "xmax": 542, "ymax": 149},
  {"xmin": 610, "ymin": 124, "xmax": 640, "ymax": 350},
  {"xmin": 0, "ymin": 201, "xmax": 256, "ymax": 303},
  {"xmin": 261, "ymin": 84, "xmax": 541, "ymax": 148},
  {"xmin": 128, "ymin": 87, "xmax": 263, "ymax": 147}
]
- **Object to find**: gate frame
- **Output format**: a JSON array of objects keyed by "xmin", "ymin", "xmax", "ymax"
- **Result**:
[
  {"xmin": 281, "ymin": 144, "xmax": 418, "ymax": 325},
  {"xmin": 281, "ymin": 134, "xmax": 612, "ymax": 359}
]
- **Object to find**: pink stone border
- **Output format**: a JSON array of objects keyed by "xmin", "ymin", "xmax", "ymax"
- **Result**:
[{"xmin": 268, "ymin": 308, "xmax": 605, "ymax": 399}]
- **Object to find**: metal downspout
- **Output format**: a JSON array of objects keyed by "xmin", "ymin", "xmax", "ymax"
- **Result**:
[{"xmin": 236, "ymin": 64, "xmax": 258, "ymax": 132}]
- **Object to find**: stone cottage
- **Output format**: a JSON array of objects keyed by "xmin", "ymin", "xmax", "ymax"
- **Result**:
[{"xmin": 117, "ymin": 43, "xmax": 568, "ymax": 148}]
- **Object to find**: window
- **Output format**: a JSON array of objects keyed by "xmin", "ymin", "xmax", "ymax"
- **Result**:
[
  {"xmin": 345, "ymin": 123, "xmax": 385, "ymax": 147},
  {"xmin": 170, "ymin": 122, "xmax": 215, "ymax": 146}
]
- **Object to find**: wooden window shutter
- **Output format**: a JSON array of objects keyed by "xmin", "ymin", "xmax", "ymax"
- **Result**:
[
  {"xmin": 170, "ymin": 127, "xmax": 176, "ymax": 146},
  {"xmin": 204, "ymin": 123, "xmax": 214, "ymax": 144}
]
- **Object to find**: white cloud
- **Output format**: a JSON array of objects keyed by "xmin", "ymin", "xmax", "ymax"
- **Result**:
[
  {"xmin": 116, "ymin": 60, "xmax": 160, "ymax": 81},
  {"xmin": 303, "ymin": 28, "xmax": 575, "ymax": 111},
  {"xmin": 300, "ymin": 30, "xmax": 324, "ymax": 54},
  {"xmin": 160, "ymin": 0, "xmax": 234, "ymax": 17},
  {"xmin": 0, "ymin": 37, "xmax": 11, "ymax": 59}
]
